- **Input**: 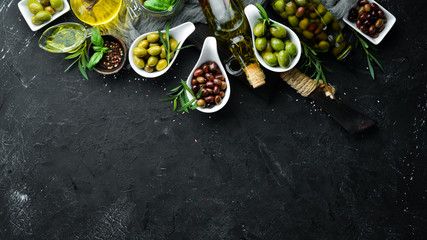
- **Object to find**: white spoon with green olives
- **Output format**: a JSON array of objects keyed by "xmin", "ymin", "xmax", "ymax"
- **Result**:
[
  {"xmin": 129, "ymin": 22, "xmax": 195, "ymax": 78},
  {"xmin": 244, "ymin": 4, "xmax": 301, "ymax": 73}
]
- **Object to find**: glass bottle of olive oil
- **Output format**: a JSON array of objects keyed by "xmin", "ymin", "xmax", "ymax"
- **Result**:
[
  {"xmin": 199, "ymin": 0, "xmax": 265, "ymax": 88},
  {"xmin": 70, "ymin": 0, "xmax": 122, "ymax": 25}
]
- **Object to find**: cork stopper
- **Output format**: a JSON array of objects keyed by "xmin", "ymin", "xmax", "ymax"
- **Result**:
[{"xmin": 244, "ymin": 63, "xmax": 265, "ymax": 88}]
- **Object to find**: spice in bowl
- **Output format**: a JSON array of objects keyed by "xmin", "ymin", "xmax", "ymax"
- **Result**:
[{"xmin": 98, "ymin": 40, "xmax": 124, "ymax": 70}]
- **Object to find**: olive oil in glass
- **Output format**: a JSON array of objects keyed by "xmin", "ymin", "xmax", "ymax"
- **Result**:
[
  {"xmin": 39, "ymin": 22, "xmax": 88, "ymax": 53},
  {"xmin": 198, "ymin": 0, "xmax": 265, "ymax": 88},
  {"xmin": 70, "ymin": 0, "xmax": 122, "ymax": 25}
]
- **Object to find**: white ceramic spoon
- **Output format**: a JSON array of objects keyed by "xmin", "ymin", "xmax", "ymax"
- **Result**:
[
  {"xmin": 244, "ymin": 4, "xmax": 301, "ymax": 72},
  {"xmin": 129, "ymin": 22, "xmax": 195, "ymax": 78},
  {"xmin": 186, "ymin": 37, "xmax": 231, "ymax": 114}
]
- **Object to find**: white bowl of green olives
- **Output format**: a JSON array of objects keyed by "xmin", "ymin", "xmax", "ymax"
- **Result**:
[
  {"xmin": 129, "ymin": 22, "xmax": 195, "ymax": 78},
  {"xmin": 18, "ymin": 0, "xmax": 70, "ymax": 32},
  {"xmin": 245, "ymin": 4, "xmax": 301, "ymax": 73}
]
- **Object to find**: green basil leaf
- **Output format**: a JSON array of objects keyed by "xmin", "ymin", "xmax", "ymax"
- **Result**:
[
  {"xmin": 144, "ymin": 0, "xmax": 169, "ymax": 11},
  {"xmin": 91, "ymin": 27, "xmax": 104, "ymax": 47},
  {"xmin": 93, "ymin": 46, "xmax": 102, "ymax": 52},
  {"xmin": 87, "ymin": 51, "xmax": 103, "ymax": 71}
]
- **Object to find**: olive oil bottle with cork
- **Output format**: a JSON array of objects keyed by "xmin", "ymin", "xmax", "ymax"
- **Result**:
[{"xmin": 198, "ymin": 0, "xmax": 265, "ymax": 88}]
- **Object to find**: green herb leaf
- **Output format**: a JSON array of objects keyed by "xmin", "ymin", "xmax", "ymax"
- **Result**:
[
  {"xmin": 64, "ymin": 58, "xmax": 80, "ymax": 72},
  {"xmin": 173, "ymin": 98, "xmax": 177, "ymax": 111},
  {"xmin": 91, "ymin": 27, "xmax": 104, "ymax": 47},
  {"xmin": 93, "ymin": 46, "xmax": 102, "ymax": 52},
  {"xmin": 78, "ymin": 61, "xmax": 89, "ymax": 80},
  {"xmin": 65, "ymin": 49, "xmax": 83, "ymax": 59},
  {"xmin": 144, "ymin": 0, "xmax": 169, "ymax": 11},
  {"xmin": 367, "ymin": 55, "xmax": 375, "ymax": 79},
  {"xmin": 87, "ymin": 51, "xmax": 103, "ymax": 71},
  {"xmin": 102, "ymin": 47, "xmax": 109, "ymax": 53}
]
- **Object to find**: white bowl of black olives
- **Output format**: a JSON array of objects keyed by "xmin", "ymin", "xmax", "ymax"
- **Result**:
[
  {"xmin": 186, "ymin": 37, "xmax": 231, "ymax": 113},
  {"xmin": 344, "ymin": 0, "xmax": 396, "ymax": 45}
]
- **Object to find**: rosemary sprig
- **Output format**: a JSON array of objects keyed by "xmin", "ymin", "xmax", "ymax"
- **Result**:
[
  {"xmin": 158, "ymin": 21, "xmax": 193, "ymax": 67},
  {"xmin": 351, "ymin": 29, "xmax": 384, "ymax": 79},
  {"xmin": 161, "ymin": 80, "xmax": 203, "ymax": 113},
  {"xmin": 64, "ymin": 41, "xmax": 89, "ymax": 80},
  {"xmin": 301, "ymin": 41, "xmax": 331, "ymax": 85}
]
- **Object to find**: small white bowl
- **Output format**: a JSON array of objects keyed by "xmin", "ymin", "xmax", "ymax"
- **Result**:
[
  {"xmin": 186, "ymin": 37, "xmax": 231, "ymax": 114},
  {"xmin": 244, "ymin": 4, "xmax": 301, "ymax": 73},
  {"xmin": 343, "ymin": 0, "xmax": 396, "ymax": 45},
  {"xmin": 18, "ymin": 0, "xmax": 70, "ymax": 32},
  {"xmin": 129, "ymin": 22, "xmax": 195, "ymax": 78}
]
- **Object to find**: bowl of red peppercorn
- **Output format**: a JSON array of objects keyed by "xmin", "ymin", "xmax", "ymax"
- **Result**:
[
  {"xmin": 88, "ymin": 34, "xmax": 127, "ymax": 75},
  {"xmin": 344, "ymin": 0, "xmax": 396, "ymax": 45},
  {"xmin": 186, "ymin": 37, "xmax": 230, "ymax": 113}
]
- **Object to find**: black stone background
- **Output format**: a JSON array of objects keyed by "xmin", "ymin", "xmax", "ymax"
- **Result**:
[{"xmin": 1, "ymin": 0, "xmax": 426, "ymax": 239}]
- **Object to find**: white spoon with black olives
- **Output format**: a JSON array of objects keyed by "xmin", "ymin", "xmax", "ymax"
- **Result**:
[{"xmin": 186, "ymin": 37, "xmax": 231, "ymax": 113}]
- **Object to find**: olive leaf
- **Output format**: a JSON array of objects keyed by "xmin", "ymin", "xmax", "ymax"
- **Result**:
[{"xmin": 161, "ymin": 80, "xmax": 200, "ymax": 113}]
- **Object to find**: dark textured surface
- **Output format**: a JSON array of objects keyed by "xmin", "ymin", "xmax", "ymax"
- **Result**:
[{"xmin": 1, "ymin": 0, "xmax": 426, "ymax": 239}]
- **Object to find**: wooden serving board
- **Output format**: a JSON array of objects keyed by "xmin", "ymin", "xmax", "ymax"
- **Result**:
[{"xmin": 187, "ymin": 23, "xmax": 377, "ymax": 134}]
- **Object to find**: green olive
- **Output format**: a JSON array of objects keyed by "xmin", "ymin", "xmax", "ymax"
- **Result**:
[
  {"xmin": 133, "ymin": 56, "xmax": 145, "ymax": 69},
  {"xmin": 147, "ymin": 46, "xmax": 161, "ymax": 56},
  {"xmin": 264, "ymin": 40, "xmax": 273, "ymax": 53},
  {"xmin": 160, "ymin": 45, "xmax": 167, "ymax": 59},
  {"xmin": 288, "ymin": 16, "xmax": 299, "ymax": 28},
  {"xmin": 40, "ymin": 0, "xmax": 50, "ymax": 6},
  {"xmin": 133, "ymin": 47, "xmax": 147, "ymax": 58},
  {"xmin": 271, "ymin": 38, "xmax": 285, "ymax": 52},
  {"xmin": 254, "ymin": 22, "xmax": 266, "ymax": 37},
  {"xmin": 138, "ymin": 40, "xmax": 149, "ymax": 49},
  {"xmin": 170, "ymin": 38, "xmax": 178, "ymax": 51},
  {"xmin": 31, "ymin": 15, "xmax": 43, "ymax": 25},
  {"xmin": 279, "ymin": 11, "xmax": 288, "ymax": 19},
  {"xmin": 285, "ymin": 1, "xmax": 297, "ymax": 15},
  {"xmin": 50, "ymin": 0, "xmax": 63, "ymax": 11},
  {"xmin": 155, "ymin": 59, "xmax": 168, "ymax": 71},
  {"xmin": 144, "ymin": 65, "xmax": 154, "ymax": 73},
  {"xmin": 302, "ymin": 30, "xmax": 314, "ymax": 39},
  {"xmin": 285, "ymin": 41, "xmax": 297, "ymax": 57},
  {"xmin": 44, "ymin": 6, "xmax": 55, "ymax": 15},
  {"xmin": 147, "ymin": 33, "xmax": 160, "ymax": 43},
  {"xmin": 149, "ymin": 43, "xmax": 160, "ymax": 48},
  {"xmin": 255, "ymin": 37, "xmax": 267, "ymax": 52},
  {"xmin": 322, "ymin": 12, "xmax": 334, "ymax": 25},
  {"xmin": 263, "ymin": 52, "xmax": 278, "ymax": 67},
  {"xmin": 318, "ymin": 41, "xmax": 330, "ymax": 50},
  {"xmin": 317, "ymin": 4, "xmax": 327, "ymax": 16},
  {"xmin": 299, "ymin": 18, "xmax": 309, "ymax": 30},
  {"xmin": 277, "ymin": 50, "xmax": 291, "ymax": 68},
  {"xmin": 294, "ymin": 0, "xmax": 307, "ymax": 6},
  {"xmin": 162, "ymin": 34, "xmax": 167, "ymax": 42},
  {"xmin": 28, "ymin": 2, "xmax": 44, "ymax": 14},
  {"xmin": 34, "ymin": 11, "xmax": 52, "ymax": 22},
  {"xmin": 147, "ymin": 56, "xmax": 159, "ymax": 67},
  {"xmin": 273, "ymin": 0, "xmax": 285, "ymax": 12},
  {"xmin": 269, "ymin": 25, "xmax": 287, "ymax": 39}
]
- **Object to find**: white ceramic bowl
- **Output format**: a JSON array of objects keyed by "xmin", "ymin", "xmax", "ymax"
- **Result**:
[
  {"xmin": 18, "ymin": 0, "xmax": 70, "ymax": 32},
  {"xmin": 244, "ymin": 4, "xmax": 301, "ymax": 73},
  {"xmin": 343, "ymin": 0, "xmax": 396, "ymax": 45},
  {"xmin": 186, "ymin": 37, "xmax": 231, "ymax": 114},
  {"xmin": 129, "ymin": 22, "xmax": 195, "ymax": 78}
]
